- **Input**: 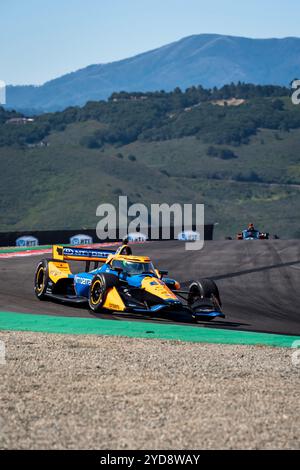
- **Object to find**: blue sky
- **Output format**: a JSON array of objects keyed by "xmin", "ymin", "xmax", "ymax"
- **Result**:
[{"xmin": 1, "ymin": 0, "xmax": 300, "ymax": 85}]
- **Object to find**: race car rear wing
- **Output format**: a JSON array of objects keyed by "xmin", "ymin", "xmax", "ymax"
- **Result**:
[{"xmin": 52, "ymin": 245, "xmax": 116, "ymax": 263}]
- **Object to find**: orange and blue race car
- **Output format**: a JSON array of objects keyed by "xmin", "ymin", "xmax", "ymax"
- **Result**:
[{"xmin": 34, "ymin": 241, "xmax": 225, "ymax": 322}]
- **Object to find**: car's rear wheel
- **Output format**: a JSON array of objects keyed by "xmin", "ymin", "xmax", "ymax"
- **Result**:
[
  {"xmin": 188, "ymin": 279, "xmax": 222, "ymax": 308},
  {"xmin": 89, "ymin": 273, "xmax": 119, "ymax": 313},
  {"xmin": 34, "ymin": 259, "xmax": 49, "ymax": 300}
]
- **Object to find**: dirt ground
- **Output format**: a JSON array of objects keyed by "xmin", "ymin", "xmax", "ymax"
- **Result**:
[{"xmin": 0, "ymin": 330, "xmax": 299, "ymax": 449}]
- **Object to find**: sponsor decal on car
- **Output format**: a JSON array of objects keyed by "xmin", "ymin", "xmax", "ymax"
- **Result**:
[
  {"xmin": 64, "ymin": 247, "xmax": 110, "ymax": 258},
  {"xmin": 107, "ymin": 303, "xmax": 120, "ymax": 310},
  {"xmin": 75, "ymin": 276, "xmax": 92, "ymax": 285}
]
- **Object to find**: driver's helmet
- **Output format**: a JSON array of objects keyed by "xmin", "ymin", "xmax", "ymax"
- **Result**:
[
  {"xmin": 248, "ymin": 223, "xmax": 255, "ymax": 231},
  {"xmin": 121, "ymin": 246, "xmax": 132, "ymax": 255}
]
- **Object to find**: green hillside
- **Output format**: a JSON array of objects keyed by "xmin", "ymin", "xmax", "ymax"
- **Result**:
[{"xmin": 1, "ymin": 84, "xmax": 300, "ymax": 239}]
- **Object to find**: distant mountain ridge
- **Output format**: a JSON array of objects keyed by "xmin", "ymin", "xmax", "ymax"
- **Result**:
[{"xmin": 6, "ymin": 33, "xmax": 300, "ymax": 112}]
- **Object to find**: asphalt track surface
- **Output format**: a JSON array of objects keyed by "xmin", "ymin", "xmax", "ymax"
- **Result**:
[{"xmin": 0, "ymin": 240, "xmax": 299, "ymax": 336}]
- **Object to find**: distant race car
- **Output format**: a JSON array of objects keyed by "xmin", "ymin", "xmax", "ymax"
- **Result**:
[
  {"xmin": 236, "ymin": 229, "xmax": 269, "ymax": 240},
  {"xmin": 34, "ymin": 242, "xmax": 225, "ymax": 322},
  {"xmin": 236, "ymin": 223, "xmax": 269, "ymax": 240}
]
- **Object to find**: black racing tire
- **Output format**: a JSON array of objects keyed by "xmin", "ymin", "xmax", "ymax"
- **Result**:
[
  {"xmin": 34, "ymin": 259, "xmax": 50, "ymax": 300},
  {"xmin": 89, "ymin": 273, "xmax": 119, "ymax": 313},
  {"xmin": 188, "ymin": 279, "xmax": 222, "ymax": 308}
]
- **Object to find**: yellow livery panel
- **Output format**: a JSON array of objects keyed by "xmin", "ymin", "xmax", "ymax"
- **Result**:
[
  {"xmin": 141, "ymin": 277, "xmax": 178, "ymax": 300},
  {"xmin": 103, "ymin": 287, "xmax": 126, "ymax": 311},
  {"xmin": 48, "ymin": 261, "xmax": 72, "ymax": 283}
]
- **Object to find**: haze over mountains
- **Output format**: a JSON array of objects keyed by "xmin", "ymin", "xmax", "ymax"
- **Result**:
[{"xmin": 6, "ymin": 34, "xmax": 300, "ymax": 112}]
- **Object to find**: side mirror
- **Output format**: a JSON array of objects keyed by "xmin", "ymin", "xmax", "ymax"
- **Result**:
[{"xmin": 159, "ymin": 270, "xmax": 168, "ymax": 279}]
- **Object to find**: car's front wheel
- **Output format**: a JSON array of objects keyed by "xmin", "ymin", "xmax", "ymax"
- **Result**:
[
  {"xmin": 188, "ymin": 279, "xmax": 222, "ymax": 309},
  {"xmin": 88, "ymin": 273, "xmax": 119, "ymax": 313}
]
